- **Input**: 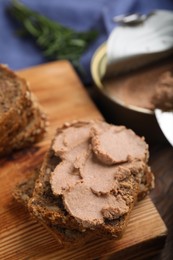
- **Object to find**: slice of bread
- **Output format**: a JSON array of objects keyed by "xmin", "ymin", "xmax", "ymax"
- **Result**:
[
  {"xmin": 0, "ymin": 106, "xmax": 46, "ymax": 156},
  {"xmin": 0, "ymin": 64, "xmax": 46, "ymax": 156},
  {"xmin": 13, "ymin": 170, "xmax": 39, "ymax": 207},
  {"xmin": 0, "ymin": 65, "xmax": 31, "ymax": 139},
  {"xmin": 13, "ymin": 170, "xmax": 94, "ymax": 246},
  {"xmin": 28, "ymin": 121, "xmax": 154, "ymax": 239}
]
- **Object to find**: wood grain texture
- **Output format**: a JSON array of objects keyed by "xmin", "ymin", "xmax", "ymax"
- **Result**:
[
  {"xmin": 149, "ymin": 145, "xmax": 173, "ymax": 260},
  {"xmin": 0, "ymin": 61, "xmax": 167, "ymax": 260}
]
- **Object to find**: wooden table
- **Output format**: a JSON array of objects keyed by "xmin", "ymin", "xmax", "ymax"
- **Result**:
[
  {"xmin": 0, "ymin": 61, "xmax": 171, "ymax": 260},
  {"xmin": 150, "ymin": 145, "xmax": 173, "ymax": 260},
  {"xmin": 92, "ymin": 88, "xmax": 173, "ymax": 260}
]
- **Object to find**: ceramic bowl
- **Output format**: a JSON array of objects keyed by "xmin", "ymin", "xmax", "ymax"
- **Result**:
[{"xmin": 91, "ymin": 43, "xmax": 168, "ymax": 144}]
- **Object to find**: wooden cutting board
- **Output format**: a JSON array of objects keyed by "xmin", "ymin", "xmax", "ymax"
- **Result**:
[{"xmin": 0, "ymin": 61, "xmax": 167, "ymax": 260}]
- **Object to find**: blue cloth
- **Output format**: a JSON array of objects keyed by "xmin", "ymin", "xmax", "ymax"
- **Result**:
[{"xmin": 0, "ymin": 0, "xmax": 173, "ymax": 83}]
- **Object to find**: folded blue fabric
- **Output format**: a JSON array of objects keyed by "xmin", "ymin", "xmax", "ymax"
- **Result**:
[{"xmin": 0, "ymin": 0, "xmax": 173, "ymax": 83}]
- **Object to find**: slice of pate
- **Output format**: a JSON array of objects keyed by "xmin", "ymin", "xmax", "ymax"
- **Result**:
[{"xmin": 50, "ymin": 120, "xmax": 154, "ymax": 230}]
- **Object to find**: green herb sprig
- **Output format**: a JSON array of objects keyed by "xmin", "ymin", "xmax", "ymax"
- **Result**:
[{"xmin": 8, "ymin": 1, "xmax": 98, "ymax": 70}]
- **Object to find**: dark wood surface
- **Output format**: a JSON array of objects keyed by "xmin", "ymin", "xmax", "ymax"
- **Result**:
[
  {"xmin": 150, "ymin": 145, "xmax": 173, "ymax": 260},
  {"xmin": 91, "ymin": 91, "xmax": 173, "ymax": 260}
]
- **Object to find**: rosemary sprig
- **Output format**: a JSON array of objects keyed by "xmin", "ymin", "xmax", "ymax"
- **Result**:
[{"xmin": 7, "ymin": 1, "xmax": 98, "ymax": 69}]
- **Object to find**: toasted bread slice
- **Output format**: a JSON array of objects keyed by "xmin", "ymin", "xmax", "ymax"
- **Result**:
[
  {"xmin": 0, "ymin": 65, "xmax": 32, "ymax": 140},
  {"xmin": 13, "ymin": 170, "xmax": 94, "ymax": 246},
  {"xmin": 0, "ymin": 64, "xmax": 46, "ymax": 156},
  {"xmin": 28, "ymin": 121, "xmax": 154, "ymax": 238},
  {"xmin": 0, "ymin": 106, "xmax": 46, "ymax": 156}
]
